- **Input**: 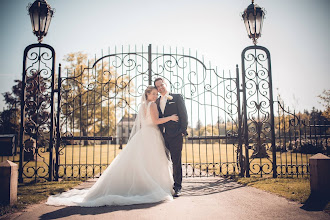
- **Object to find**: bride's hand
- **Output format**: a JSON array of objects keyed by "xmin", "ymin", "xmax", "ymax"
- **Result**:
[{"xmin": 170, "ymin": 114, "xmax": 179, "ymax": 122}]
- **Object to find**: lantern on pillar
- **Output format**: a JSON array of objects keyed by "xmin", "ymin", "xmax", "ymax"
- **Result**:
[
  {"xmin": 28, "ymin": 0, "xmax": 54, "ymax": 43},
  {"xmin": 242, "ymin": 0, "xmax": 265, "ymax": 45}
]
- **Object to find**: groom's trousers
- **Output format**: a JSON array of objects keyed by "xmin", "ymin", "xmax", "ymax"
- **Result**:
[{"xmin": 163, "ymin": 133, "xmax": 183, "ymax": 190}]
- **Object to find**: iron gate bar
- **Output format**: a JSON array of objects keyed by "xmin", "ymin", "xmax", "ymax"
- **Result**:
[
  {"xmin": 148, "ymin": 44, "xmax": 152, "ymax": 85},
  {"xmin": 241, "ymin": 49, "xmax": 250, "ymax": 177},
  {"xmin": 61, "ymin": 136, "xmax": 113, "ymax": 141},
  {"xmin": 188, "ymin": 135, "xmax": 238, "ymax": 140},
  {"xmin": 307, "ymin": 125, "xmax": 330, "ymax": 128},
  {"xmin": 55, "ymin": 63, "xmax": 62, "ymax": 181},
  {"xmin": 48, "ymin": 45, "xmax": 56, "ymax": 182},
  {"xmin": 277, "ymin": 135, "xmax": 330, "ymax": 138},
  {"xmin": 235, "ymin": 64, "xmax": 244, "ymax": 177}
]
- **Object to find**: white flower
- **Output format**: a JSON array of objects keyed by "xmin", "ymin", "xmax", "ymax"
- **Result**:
[{"xmin": 167, "ymin": 95, "xmax": 173, "ymax": 100}]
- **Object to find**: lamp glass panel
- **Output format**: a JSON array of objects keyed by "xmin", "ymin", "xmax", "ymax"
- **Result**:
[
  {"xmin": 255, "ymin": 12, "xmax": 263, "ymax": 35},
  {"xmin": 259, "ymin": 14, "xmax": 264, "ymax": 37},
  {"xmin": 29, "ymin": 13, "xmax": 35, "ymax": 32},
  {"xmin": 33, "ymin": 11, "xmax": 39, "ymax": 32},
  {"xmin": 244, "ymin": 19, "xmax": 251, "ymax": 36},
  {"xmin": 45, "ymin": 11, "xmax": 53, "ymax": 35},
  {"xmin": 248, "ymin": 13, "xmax": 255, "ymax": 35},
  {"xmin": 39, "ymin": 12, "xmax": 47, "ymax": 33}
]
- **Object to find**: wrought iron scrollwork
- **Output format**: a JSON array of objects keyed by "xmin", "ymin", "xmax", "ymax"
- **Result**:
[
  {"xmin": 55, "ymin": 45, "xmax": 242, "ymax": 179},
  {"xmin": 19, "ymin": 43, "xmax": 56, "ymax": 183},
  {"xmin": 241, "ymin": 45, "xmax": 276, "ymax": 177}
]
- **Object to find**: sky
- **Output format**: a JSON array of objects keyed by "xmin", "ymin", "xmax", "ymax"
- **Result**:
[{"xmin": 0, "ymin": 0, "xmax": 329, "ymax": 112}]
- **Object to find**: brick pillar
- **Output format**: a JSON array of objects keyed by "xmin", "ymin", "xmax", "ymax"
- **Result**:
[
  {"xmin": 0, "ymin": 160, "xmax": 18, "ymax": 205},
  {"xmin": 309, "ymin": 153, "xmax": 330, "ymax": 195}
]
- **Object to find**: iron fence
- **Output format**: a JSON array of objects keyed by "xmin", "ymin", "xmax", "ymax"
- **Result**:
[
  {"xmin": 274, "ymin": 101, "xmax": 329, "ymax": 177},
  {"xmin": 10, "ymin": 44, "xmax": 329, "ymax": 182}
]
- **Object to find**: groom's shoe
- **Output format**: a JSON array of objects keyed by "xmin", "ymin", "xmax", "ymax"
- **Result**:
[{"xmin": 173, "ymin": 188, "xmax": 181, "ymax": 197}]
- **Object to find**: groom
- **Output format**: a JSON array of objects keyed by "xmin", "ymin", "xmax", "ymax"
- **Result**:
[{"xmin": 154, "ymin": 77, "xmax": 188, "ymax": 197}]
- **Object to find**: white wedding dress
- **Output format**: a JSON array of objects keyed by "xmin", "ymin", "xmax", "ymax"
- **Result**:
[{"xmin": 46, "ymin": 101, "xmax": 174, "ymax": 207}]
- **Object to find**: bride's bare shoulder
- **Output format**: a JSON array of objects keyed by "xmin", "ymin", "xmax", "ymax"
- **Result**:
[
  {"xmin": 150, "ymin": 102, "xmax": 157, "ymax": 108},
  {"xmin": 149, "ymin": 102, "xmax": 159, "ymax": 112}
]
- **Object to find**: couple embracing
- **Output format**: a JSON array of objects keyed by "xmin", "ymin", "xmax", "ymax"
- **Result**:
[{"xmin": 47, "ymin": 77, "xmax": 188, "ymax": 207}]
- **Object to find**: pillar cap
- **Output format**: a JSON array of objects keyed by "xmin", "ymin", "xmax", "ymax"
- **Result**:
[
  {"xmin": 310, "ymin": 153, "xmax": 330, "ymax": 160},
  {"xmin": 0, "ymin": 160, "xmax": 18, "ymax": 167}
]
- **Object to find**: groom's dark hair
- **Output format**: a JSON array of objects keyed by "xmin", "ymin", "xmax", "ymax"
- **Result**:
[{"xmin": 154, "ymin": 77, "xmax": 164, "ymax": 86}]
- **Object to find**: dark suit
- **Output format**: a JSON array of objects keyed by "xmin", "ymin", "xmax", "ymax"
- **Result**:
[{"xmin": 156, "ymin": 93, "xmax": 188, "ymax": 190}]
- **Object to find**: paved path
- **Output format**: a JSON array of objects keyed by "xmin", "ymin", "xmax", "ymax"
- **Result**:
[{"xmin": 5, "ymin": 177, "xmax": 329, "ymax": 220}]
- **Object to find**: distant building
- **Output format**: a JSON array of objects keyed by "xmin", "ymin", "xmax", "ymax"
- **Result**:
[{"xmin": 116, "ymin": 114, "xmax": 137, "ymax": 144}]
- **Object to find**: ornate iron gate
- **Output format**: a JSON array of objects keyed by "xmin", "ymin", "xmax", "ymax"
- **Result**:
[{"xmin": 55, "ymin": 45, "xmax": 243, "ymax": 180}]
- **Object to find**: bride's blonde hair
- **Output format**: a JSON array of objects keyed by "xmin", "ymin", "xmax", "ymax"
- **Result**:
[{"xmin": 144, "ymin": 86, "xmax": 157, "ymax": 100}]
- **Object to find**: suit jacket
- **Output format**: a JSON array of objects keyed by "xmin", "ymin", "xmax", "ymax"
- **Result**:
[{"xmin": 156, "ymin": 93, "xmax": 188, "ymax": 137}]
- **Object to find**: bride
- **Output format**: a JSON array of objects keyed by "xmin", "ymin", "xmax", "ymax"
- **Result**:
[{"xmin": 46, "ymin": 86, "xmax": 178, "ymax": 207}]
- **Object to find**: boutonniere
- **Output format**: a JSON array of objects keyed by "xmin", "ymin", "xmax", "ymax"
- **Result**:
[{"xmin": 167, "ymin": 95, "xmax": 173, "ymax": 101}]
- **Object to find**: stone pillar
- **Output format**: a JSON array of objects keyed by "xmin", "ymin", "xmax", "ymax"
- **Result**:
[
  {"xmin": 0, "ymin": 160, "xmax": 18, "ymax": 205},
  {"xmin": 309, "ymin": 153, "xmax": 330, "ymax": 195}
]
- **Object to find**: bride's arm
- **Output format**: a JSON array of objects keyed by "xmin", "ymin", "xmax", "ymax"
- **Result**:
[{"xmin": 150, "ymin": 103, "xmax": 178, "ymax": 125}]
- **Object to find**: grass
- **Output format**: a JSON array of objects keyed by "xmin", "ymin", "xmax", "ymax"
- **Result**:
[
  {"xmin": 236, "ymin": 176, "xmax": 310, "ymax": 203},
  {"xmin": 234, "ymin": 176, "xmax": 330, "ymax": 214},
  {"xmin": 0, "ymin": 180, "xmax": 81, "ymax": 217}
]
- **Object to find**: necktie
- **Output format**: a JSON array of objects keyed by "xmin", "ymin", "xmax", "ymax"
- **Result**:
[{"xmin": 160, "ymin": 95, "xmax": 167, "ymax": 114}]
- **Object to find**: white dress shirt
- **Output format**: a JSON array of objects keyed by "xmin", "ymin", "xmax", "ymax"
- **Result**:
[{"xmin": 160, "ymin": 91, "xmax": 169, "ymax": 114}]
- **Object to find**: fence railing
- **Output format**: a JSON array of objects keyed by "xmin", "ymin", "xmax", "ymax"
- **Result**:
[{"xmin": 274, "ymin": 101, "xmax": 329, "ymax": 177}]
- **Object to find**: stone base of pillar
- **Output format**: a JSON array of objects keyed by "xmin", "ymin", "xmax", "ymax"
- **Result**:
[
  {"xmin": 309, "ymin": 153, "xmax": 330, "ymax": 196},
  {"xmin": 0, "ymin": 160, "xmax": 18, "ymax": 205}
]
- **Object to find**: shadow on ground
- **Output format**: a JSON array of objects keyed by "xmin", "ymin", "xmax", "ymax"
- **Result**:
[
  {"xmin": 181, "ymin": 177, "xmax": 243, "ymax": 197},
  {"xmin": 301, "ymin": 193, "xmax": 330, "ymax": 213},
  {"xmin": 40, "ymin": 177, "xmax": 243, "ymax": 220},
  {"xmin": 39, "ymin": 202, "xmax": 162, "ymax": 220}
]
